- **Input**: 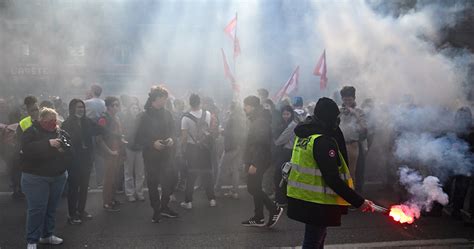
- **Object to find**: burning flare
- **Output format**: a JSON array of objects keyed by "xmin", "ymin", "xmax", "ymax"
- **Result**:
[{"xmin": 389, "ymin": 205, "xmax": 417, "ymax": 224}]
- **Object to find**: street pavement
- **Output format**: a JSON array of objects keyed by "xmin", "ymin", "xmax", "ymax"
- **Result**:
[{"xmin": 1, "ymin": 183, "xmax": 474, "ymax": 249}]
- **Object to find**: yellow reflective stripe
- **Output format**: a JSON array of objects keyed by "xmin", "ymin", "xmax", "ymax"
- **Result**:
[
  {"xmin": 288, "ymin": 179, "xmax": 338, "ymax": 195},
  {"xmin": 291, "ymin": 163, "xmax": 351, "ymax": 180},
  {"xmin": 287, "ymin": 184, "xmax": 350, "ymax": 206}
]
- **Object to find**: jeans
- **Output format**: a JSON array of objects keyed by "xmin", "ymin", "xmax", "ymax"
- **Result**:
[
  {"xmin": 247, "ymin": 166, "xmax": 277, "ymax": 219},
  {"xmin": 21, "ymin": 172, "xmax": 67, "ymax": 244},
  {"xmin": 303, "ymin": 224, "xmax": 327, "ymax": 249},
  {"xmin": 124, "ymin": 149, "xmax": 145, "ymax": 198}
]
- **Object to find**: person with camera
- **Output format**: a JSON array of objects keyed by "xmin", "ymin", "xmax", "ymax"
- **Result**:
[
  {"xmin": 338, "ymin": 86, "xmax": 367, "ymax": 190},
  {"xmin": 135, "ymin": 86, "xmax": 179, "ymax": 223},
  {"xmin": 62, "ymin": 99, "xmax": 104, "ymax": 224},
  {"xmin": 21, "ymin": 108, "xmax": 71, "ymax": 249}
]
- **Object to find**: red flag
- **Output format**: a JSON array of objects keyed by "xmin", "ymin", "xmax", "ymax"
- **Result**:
[
  {"xmin": 273, "ymin": 66, "xmax": 300, "ymax": 103},
  {"xmin": 313, "ymin": 50, "xmax": 328, "ymax": 90},
  {"xmin": 224, "ymin": 14, "xmax": 241, "ymax": 58},
  {"xmin": 221, "ymin": 48, "xmax": 239, "ymax": 92}
]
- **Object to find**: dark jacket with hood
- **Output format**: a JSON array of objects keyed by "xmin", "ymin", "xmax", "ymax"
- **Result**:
[
  {"xmin": 287, "ymin": 115, "xmax": 365, "ymax": 227},
  {"xmin": 243, "ymin": 106, "xmax": 272, "ymax": 169},
  {"xmin": 21, "ymin": 122, "xmax": 71, "ymax": 177},
  {"xmin": 61, "ymin": 99, "xmax": 104, "ymax": 166},
  {"xmin": 135, "ymin": 104, "xmax": 175, "ymax": 165}
]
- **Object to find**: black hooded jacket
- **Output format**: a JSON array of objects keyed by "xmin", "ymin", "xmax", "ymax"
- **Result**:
[
  {"xmin": 61, "ymin": 99, "xmax": 103, "ymax": 164},
  {"xmin": 287, "ymin": 116, "xmax": 365, "ymax": 227},
  {"xmin": 243, "ymin": 106, "xmax": 272, "ymax": 169},
  {"xmin": 134, "ymin": 106, "xmax": 175, "ymax": 164}
]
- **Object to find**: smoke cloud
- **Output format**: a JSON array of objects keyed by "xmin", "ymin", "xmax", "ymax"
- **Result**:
[{"xmin": 398, "ymin": 166, "xmax": 449, "ymax": 218}]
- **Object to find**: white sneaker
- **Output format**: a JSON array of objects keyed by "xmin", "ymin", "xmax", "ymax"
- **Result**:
[
  {"xmin": 137, "ymin": 195, "xmax": 145, "ymax": 201},
  {"xmin": 27, "ymin": 243, "xmax": 37, "ymax": 249},
  {"xmin": 39, "ymin": 235, "xmax": 63, "ymax": 245},
  {"xmin": 127, "ymin": 196, "xmax": 136, "ymax": 202},
  {"xmin": 180, "ymin": 202, "xmax": 192, "ymax": 209},
  {"xmin": 209, "ymin": 199, "xmax": 217, "ymax": 207}
]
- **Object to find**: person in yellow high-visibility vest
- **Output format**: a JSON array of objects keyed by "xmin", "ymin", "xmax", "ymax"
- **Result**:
[{"xmin": 286, "ymin": 97, "xmax": 375, "ymax": 249}]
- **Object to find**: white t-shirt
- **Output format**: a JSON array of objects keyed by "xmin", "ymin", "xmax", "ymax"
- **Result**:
[{"xmin": 181, "ymin": 109, "xmax": 211, "ymax": 144}]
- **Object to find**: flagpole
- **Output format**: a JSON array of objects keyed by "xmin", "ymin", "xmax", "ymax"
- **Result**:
[{"xmin": 233, "ymin": 12, "xmax": 239, "ymax": 100}]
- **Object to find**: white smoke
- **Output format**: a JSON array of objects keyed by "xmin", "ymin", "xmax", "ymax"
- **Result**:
[
  {"xmin": 398, "ymin": 166, "xmax": 449, "ymax": 217},
  {"xmin": 395, "ymin": 132, "xmax": 474, "ymax": 178}
]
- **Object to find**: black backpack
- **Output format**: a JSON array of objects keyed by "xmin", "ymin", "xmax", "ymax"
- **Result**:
[{"xmin": 183, "ymin": 111, "xmax": 212, "ymax": 151}]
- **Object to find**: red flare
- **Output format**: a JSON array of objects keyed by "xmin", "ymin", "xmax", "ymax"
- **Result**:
[{"xmin": 389, "ymin": 205, "xmax": 416, "ymax": 224}]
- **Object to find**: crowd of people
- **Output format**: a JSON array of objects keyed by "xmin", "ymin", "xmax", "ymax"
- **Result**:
[{"xmin": 0, "ymin": 83, "xmax": 473, "ymax": 249}]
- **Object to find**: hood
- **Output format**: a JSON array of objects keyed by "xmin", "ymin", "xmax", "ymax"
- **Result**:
[{"xmin": 294, "ymin": 116, "xmax": 328, "ymax": 138}]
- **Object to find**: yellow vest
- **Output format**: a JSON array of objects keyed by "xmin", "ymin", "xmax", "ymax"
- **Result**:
[
  {"xmin": 287, "ymin": 134, "xmax": 353, "ymax": 206},
  {"xmin": 19, "ymin": 116, "xmax": 33, "ymax": 132}
]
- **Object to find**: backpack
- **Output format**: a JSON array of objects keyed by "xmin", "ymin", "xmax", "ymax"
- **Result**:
[{"xmin": 183, "ymin": 111, "xmax": 212, "ymax": 151}]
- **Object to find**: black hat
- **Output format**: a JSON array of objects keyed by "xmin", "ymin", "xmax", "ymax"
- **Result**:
[{"xmin": 314, "ymin": 97, "xmax": 340, "ymax": 126}]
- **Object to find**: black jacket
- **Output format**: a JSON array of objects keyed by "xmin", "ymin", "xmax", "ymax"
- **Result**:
[
  {"xmin": 243, "ymin": 106, "xmax": 272, "ymax": 169},
  {"xmin": 135, "ymin": 107, "xmax": 175, "ymax": 164},
  {"xmin": 21, "ymin": 122, "xmax": 71, "ymax": 177},
  {"xmin": 287, "ymin": 116, "xmax": 365, "ymax": 227},
  {"xmin": 61, "ymin": 115, "xmax": 103, "ymax": 164}
]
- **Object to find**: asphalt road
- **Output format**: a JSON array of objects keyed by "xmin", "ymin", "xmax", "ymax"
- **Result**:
[{"xmin": 1, "ymin": 184, "xmax": 474, "ymax": 249}]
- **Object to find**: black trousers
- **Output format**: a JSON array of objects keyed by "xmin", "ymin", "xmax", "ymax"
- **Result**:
[
  {"xmin": 67, "ymin": 159, "xmax": 93, "ymax": 217},
  {"xmin": 184, "ymin": 170, "xmax": 215, "ymax": 202},
  {"xmin": 145, "ymin": 158, "xmax": 176, "ymax": 212},
  {"xmin": 303, "ymin": 224, "xmax": 327, "ymax": 249},
  {"xmin": 248, "ymin": 166, "xmax": 277, "ymax": 219}
]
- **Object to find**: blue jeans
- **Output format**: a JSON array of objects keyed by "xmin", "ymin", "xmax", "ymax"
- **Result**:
[
  {"xmin": 303, "ymin": 224, "xmax": 327, "ymax": 249},
  {"xmin": 21, "ymin": 172, "xmax": 67, "ymax": 244}
]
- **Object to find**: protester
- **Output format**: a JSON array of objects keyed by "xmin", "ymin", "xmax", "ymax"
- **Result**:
[
  {"xmin": 180, "ymin": 94, "xmax": 216, "ymax": 209},
  {"xmin": 85, "ymin": 84, "xmax": 106, "ymax": 122},
  {"xmin": 84, "ymin": 84, "xmax": 106, "ymax": 189},
  {"xmin": 21, "ymin": 108, "xmax": 70, "ymax": 249},
  {"xmin": 97, "ymin": 96, "xmax": 124, "ymax": 212},
  {"xmin": 0, "ymin": 98, "xmax": 21, "ymax": 200},
  {"xmin": 293, "ymin": 96, "xmax": 308, "ymax": 123},
  {"xmin": 122, "ymin": 101, "xmax": 146, "ymax": 202},
  {"xmin": 286, "ymin": 97, "xmax": 375, "ymax": 248},
  {"xmin": 14, "ymin": 96, "xmax": 40, "ymax": 200},
  {"xmin": 241, "ymin": 95, "xmax": 283, "ymax": 227},
  {"xmin": 135, "ymin": 86, "xmax": 178, "ymax": 223},
  {"xmin": 273, "ymin": 105, "xmax": 297, "ymax": 206},
  {"xmin": 338, "ymin": 86, "xmax": 367, "ymax": 188},
  {"xmin": 215, "ymin": 101, "xmax": 245, "ymax": 199},
  {"xmin": 61, "ymin": 99, "xmax": 104, "ymax": 224}
]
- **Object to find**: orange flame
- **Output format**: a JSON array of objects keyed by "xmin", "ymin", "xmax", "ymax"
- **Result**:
[{"xmin": 389, "ymin": 205, "xmax": 416, "ymax": 224}]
